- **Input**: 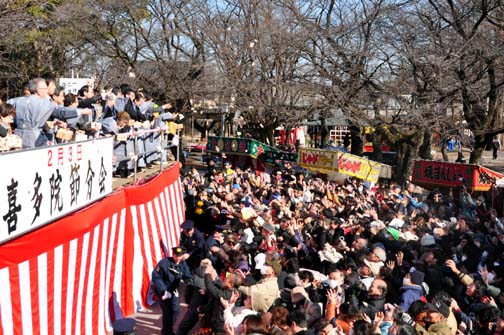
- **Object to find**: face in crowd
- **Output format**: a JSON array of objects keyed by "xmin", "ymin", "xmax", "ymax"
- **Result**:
[{"xmin": 183, "ymin": 227, "xmax": 195, "ymax": 238}]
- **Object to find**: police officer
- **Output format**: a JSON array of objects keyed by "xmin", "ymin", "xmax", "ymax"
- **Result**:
[
  {"xmin": 179, "ymin": 220, "xmax": 205, "ymax": 270},
  {"xmin": 152, "ymin": 246, "xmax": 191, "ymax": 335}
]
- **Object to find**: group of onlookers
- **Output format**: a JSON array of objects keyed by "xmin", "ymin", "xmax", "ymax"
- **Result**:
[
  {"xmin": 0, "ymin": 76, "xmax": 184, "ymax": 176},
  {"xmin": 152, "ymin": 158, "xmax": 504, "ymax": 335}
]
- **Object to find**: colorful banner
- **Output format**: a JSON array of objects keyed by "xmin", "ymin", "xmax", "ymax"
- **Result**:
[
  {"xmin": 298, "ymin": 148, "xmax": 339, "ymax": 173},
  {"xmin": 412, "ymin": 160, "xmax": 503, "ymax": 191},
  {"xmin": 0, "ymin": 138, "xmax": 114, "ymax": 244},
  {"xmin": 477, "ymin": 166, "xmax": 503, "ymax": 191},
  {"xmin": 206, "ymin": 136, "xmax": 275, "ymax": 158},
  {"xmin": 259, "ymin": 150, "xmax": 298, "ymax": 163},
  {"xmin": 297, "ymin": 148, "xmax": 383, "ymax": 181},
  {"xmin": 207, "ymin": 138, "xmax": 384, "ymax": 181},
  {"xmin": 0, "ymin": 164, "xmax": 184, "ymax": 335},
  {"xmin": 337, "ymin": 152, "xmax": 382, "ymax": 183}
]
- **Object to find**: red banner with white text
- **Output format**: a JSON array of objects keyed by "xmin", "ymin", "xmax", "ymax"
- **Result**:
[
  {"xmin": 412, "ymin": 160, "xmax": 503, "ymax": 191},
  {"xmin": 0, "ymin": 164, "xmax": 184, "ymax": 335}
]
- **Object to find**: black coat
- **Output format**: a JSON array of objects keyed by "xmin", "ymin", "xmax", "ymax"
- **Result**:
[
  {"xmin": 202, "ymin": 274, "xmax": 233, "ymax": 333},
  {"xmin": 350, "ymin": 291, "xmax": 386, "ymax": 319},
  {"xmin": 124, "ymin": 99, "xmax": 146, "ymax": 121}
]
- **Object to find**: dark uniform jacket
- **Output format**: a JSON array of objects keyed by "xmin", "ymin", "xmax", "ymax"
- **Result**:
[
  {"xmin": 180, "ymin": 230, "xmax": 206, "ymax": 260},
  {"xmin": 102, "ymin": 104, "xmax": 118, "ymax": 120},
  {"xmin": 151, "ymin": 257, "xmax": 191, "ymax": 297}
]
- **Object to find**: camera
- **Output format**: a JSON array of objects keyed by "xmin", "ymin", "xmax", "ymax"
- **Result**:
[{"xmin": 399, "ymin": 312, "xmax": 414, "ymax": 326}]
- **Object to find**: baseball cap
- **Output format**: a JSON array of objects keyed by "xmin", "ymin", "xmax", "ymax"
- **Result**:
[
  {"xmin": 112, "ymin": 318, "xmax": 136, "ymax": 335},
  {"xmin": 181, "ymin": 220, "xmax": 194, "ymax": 230},
  {"xmin": 172, "ymin": 246, "xmax": 186, "ymax": 256},
  {"xmin": 426, "ymin": 300, "xmax": 450, "ymax": 318}
]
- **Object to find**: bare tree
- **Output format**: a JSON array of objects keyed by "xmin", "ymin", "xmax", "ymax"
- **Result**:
[
  {"xmin": 194, "ymin": 0, "xmax": 318, "ymax": 144},
  {"xmin": 55, "ymin": 0, "xmax": 208, "ymax": 100},
  {"xmin": 3, "ymin": 0, "xmax": 504, "ymax": 181},
  {"xmin": 388, "ymin": 0, "xmax": 504, "ymax": 164},
  {"xmin": 282, "ymin": 0, "xmax": 409, "ymax": 152}
]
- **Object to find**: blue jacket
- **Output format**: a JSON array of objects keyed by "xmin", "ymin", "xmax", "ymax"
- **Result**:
[{"xmin": 400, "ymin": 285, "xmax": 424, "ymax": 311}]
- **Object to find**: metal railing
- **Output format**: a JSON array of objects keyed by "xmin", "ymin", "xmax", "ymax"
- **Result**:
[{"xmin": 113, "ymin": 128, "xmax": 180, "ymax": 182}]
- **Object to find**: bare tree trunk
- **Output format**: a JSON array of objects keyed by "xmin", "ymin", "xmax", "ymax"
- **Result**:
[
  {"xmin": 440, "ymin": 136, "xmax": 449, "ymax": 162},
  {"xmin": 372, "ymin": 129, "xmax": 383, "ymax": 162},
  {"xmin": 393, "ymin": 131, "xmax": 423, "ymax": 184},
  {"xmin": 419, "ymin": 129, "xmax": 433, "ymax": 160},
  {"xmin": 469, "ymin": 134, "xmax": 487, "ymax": 164},
  {"xmin": 349, "ymin": 125, "xmax": 363, "ymax": 156}
]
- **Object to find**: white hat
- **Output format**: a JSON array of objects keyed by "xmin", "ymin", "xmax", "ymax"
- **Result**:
[
  {"xmin": 254, "ymin": 253, "xmax": 266, "ymax": 270},
  {"xmin": 389, "ymin": 218, "xmax": 405, "ymax": 229}
]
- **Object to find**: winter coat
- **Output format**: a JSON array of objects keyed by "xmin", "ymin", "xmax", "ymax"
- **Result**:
[
  {"xmin": 399, "ymin": 285, "xmax": 424, "ymax": 311},
  {"xmin": 350, "ymin": 292, "xmax": 386, "ymax": 319},
  {"xmin": 416, "ymin": 321, "xmax": 452, "ymax": 335},
  {"xmin": 238, "ymin": 276, "xmax": 279, "ymax": 313},
  {"xmin": 203, "ymin": 274, "xmax": 234, "ymax": 334}
]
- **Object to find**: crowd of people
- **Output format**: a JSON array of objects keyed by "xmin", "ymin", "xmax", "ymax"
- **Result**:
[
  {"xmin": 0, "ymin": 76, "xmax": 183, "ymax": 177},
  {"xmin": 152, "ymin": 160, "xmax": 504, "ymax": 335}
]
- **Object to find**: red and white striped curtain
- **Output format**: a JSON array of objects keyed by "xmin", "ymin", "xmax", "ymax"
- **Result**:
[{"xmin": 0, "ymin": 164, "xmax": 184, "ymax": 335}]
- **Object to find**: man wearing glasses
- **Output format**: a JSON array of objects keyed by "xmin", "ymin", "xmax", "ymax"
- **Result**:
[{"xmin": 9, "ymin": 77, "xmax": 57, "ymax": 149}]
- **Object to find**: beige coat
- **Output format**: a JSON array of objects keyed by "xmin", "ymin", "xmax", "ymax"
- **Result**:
[
  {"xmin": 239, "ymin": 277, "xmax": 279, "ymax": 313},
  {"xmin": 416, "ymin": 321, "xmax": 452, "ymax": 335},
  {"xmin": 446, "ymin": 311, "xmax": 458, "ymax": 335}
]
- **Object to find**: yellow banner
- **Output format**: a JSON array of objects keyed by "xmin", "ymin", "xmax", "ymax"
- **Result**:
[
  {"xmin": 298, "ymin": 148, "xmax": 339, "ymax": 173},
  {"xmin": 337, "ymin": 152, "xmax": 382, "ymax": 182},
  {"xmin": 298, "ymin": 148, "xmax": 382, "ymax": 182}
]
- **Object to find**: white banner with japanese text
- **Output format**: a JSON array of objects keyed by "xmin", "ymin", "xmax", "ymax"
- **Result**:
[
  {"xmin": 0, "ymin": 137, "xmax": 113, "ymax": 244},
  {"xmin": 59, "ymin": 77, "xmax": 94, "ymax": 94},
  {"xmin": 0, "ymin": 164, "xmax": 184, "ymax": 335}
]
